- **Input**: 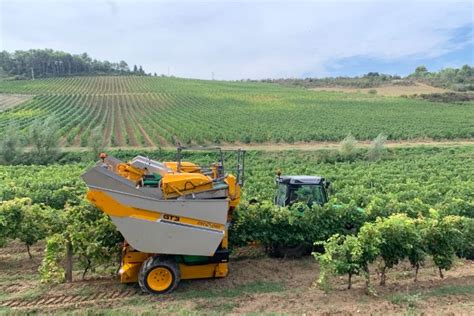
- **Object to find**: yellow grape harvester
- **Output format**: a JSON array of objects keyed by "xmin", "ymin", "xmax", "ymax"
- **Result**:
[{"xmin": 81, "ymin": 147, "xmax": 245, "ymax": 294}]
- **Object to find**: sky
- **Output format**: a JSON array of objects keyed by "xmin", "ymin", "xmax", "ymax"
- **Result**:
[{"xmin": 1, "ymin": 0, "xmax": 473, "ymax": 80}]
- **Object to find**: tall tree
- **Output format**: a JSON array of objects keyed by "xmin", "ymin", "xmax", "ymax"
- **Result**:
[{"xmin": 0, "ymin": 49, "xmax": 145, "ymax": 78}]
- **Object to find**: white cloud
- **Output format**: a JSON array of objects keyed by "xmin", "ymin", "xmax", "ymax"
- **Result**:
[{"xmin": 1, "ymin": 0, "xmax": 472, "ymax": 79}]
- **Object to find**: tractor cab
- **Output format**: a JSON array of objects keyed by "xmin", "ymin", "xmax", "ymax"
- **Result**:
[{"xmin": 275, "ymin": 175, "xmax": 330, "ymax": 207}]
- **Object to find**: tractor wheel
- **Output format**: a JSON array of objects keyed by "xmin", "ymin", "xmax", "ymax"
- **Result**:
[{"xmin": 138, "ymin": 256, "xmax": 180, "ymax": 294}]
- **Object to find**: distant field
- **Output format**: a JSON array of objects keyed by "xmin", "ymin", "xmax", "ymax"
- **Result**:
[
  {"xmin": 310, "ymin": 82, "xmax": 450, "ymax": 96},
  {"xmin": 0, "ymin": 94, "xmax": 32, "ymax": 112},
  {"xmin": 0, "ymin": 76, "xmax": 473, "ymax": 147}
]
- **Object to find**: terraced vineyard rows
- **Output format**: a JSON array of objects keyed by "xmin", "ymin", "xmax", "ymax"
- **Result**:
[
  {"xmin": 0, "ymin": 94, "xmax": 33, "ymax": 112},
  {"xmin": 0, "ymin": 76, "xmax": 473, "ymax": 147}
]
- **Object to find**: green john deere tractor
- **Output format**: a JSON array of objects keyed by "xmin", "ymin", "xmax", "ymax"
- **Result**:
[
  {"xmin": 267, "ymin": 173, "xmax": 332, "ymax": 258},
  {"xmin": 275, "ymin": 175, "xmax": 331, "ymax": 208}
]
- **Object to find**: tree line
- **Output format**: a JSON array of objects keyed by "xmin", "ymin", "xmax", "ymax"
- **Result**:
[
  {"xmin": 0, "ymin": 49, "xmax": 149, "ymax": 79},
  {"xmin": 256, "ymin": 65, "xmax": 473, "ymax": 91},
  {"xmin": 410, "ymin": 65, "xmax": 473, "ymax": 91}
]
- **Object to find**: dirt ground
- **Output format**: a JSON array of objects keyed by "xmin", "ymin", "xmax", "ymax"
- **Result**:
[
  {"xmin": 310, "ymin": 82, "xmax": 450, "ymax": 97},
  {"xmin": 0, "ymin": 94, "xmax": 32, "ymax": 111},
  {"xmin": 0, "ymin": 241, "xmax": 473, "ymax": 314},
  {"xmin": 56, "ymin": 139, "xmax": 474, "ymax": 153}
]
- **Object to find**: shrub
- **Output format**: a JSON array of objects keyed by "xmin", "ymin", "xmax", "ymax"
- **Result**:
[
  {"xmin": 422, "ymin": 215, "xmax": 464, "ymax": 278},
  {"xmin": 314, "ymin": 234, "xmax": 363, "ymax": 291},
  {"xmin": 456, "ymin": 217, "xmax": 474, "ymax": 260},
  {"xmin": 39, "ymin": 233, "xmax": 66, "ymax": 283},
  {"xmin": 374, "ymin": 214, "xmax": 423, "ymax": 285},
  {"xmin": 0, "ymin": 198, "xmax": 53, "ymax": 257},
  {"xmin": 339, "ymin": 133, "xmax": 358, "ymax": 160},
  {"xmin": 0, "ymin": 198, "xmax": 25, "ymax": 246},
  {"xmin": 0, "ymin": 124, "xmax": 23, "ymax": 164},
  {"xmin": 367, "ymin": 133, "xmax": 387, "ymax": 161},
  {"xmin": 230, "ymin": 201, "xmax": 366, "ymax": 252},
  {"xmin": 39, "ymin": 200, "xmax": 122, "ymax": 283},
  {"xmin": 315, "ymin": 221, "xmax": 381, "ymax": 292},
  {"xmin": 28, "ymin": 118, "xmax": 60, "ymax": 164}
]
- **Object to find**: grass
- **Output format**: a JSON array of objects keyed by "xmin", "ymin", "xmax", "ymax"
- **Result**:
[
  {"xmin": 425, "ymin": 284, "xmax": 474, "ymax": 297},
  {"xmin": 62, "ymin": 281, "xmax": 285, "ymax": 315},
  {"xmin": 176, "ymin": 281, "xmax": 285, "ymax": 300},
  {"xmin": 389, "ymin": 292, "xmax": 422, "ymax": 308},
  {"xmin": 388, "ymin": 284, "xmax": 474, "ymax": 308},
  {"xmin": 0, "ymin": 285, "xmax": 46, "ymax": 303}
]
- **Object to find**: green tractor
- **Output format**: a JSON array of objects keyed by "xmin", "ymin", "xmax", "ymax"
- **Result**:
[
  {"xmin": 267, "ymin": 173, "xmax": 332, "ymax": 258},
  {"xmin": 275, "ymin": 175, "xmax": 331, "ymax": 207}
]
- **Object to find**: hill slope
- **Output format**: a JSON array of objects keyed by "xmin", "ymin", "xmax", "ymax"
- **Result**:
[{"xmin": 0, "ymin": 76, "xmax": 472, "ymax": 147}]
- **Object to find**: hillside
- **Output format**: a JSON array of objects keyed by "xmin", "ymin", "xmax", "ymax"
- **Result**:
[{"xmin": 0, "ymin": 76, "xmax": 473, "ymax": 147}]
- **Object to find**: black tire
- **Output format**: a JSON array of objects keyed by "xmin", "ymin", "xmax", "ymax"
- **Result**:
[{"xmin": 138, "ymin": 256, "xmax": 180, "ymax": 294}]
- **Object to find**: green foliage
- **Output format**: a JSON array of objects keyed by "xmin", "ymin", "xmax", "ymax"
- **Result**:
[
  {"xmin": 413, "ymin": 66, "xmax": 429, "ymax": 78},
  {"xmin": 64, "ymin": 202, "xmax": 122, "ymax": 279},
  {"xmin": 17, "ymin": 202, "xmax": 53, "ymax": 258},
  {"xmin": 0, "ymin": 76, "xmax": 473, "ymax": 147},
  {"xmin": 28, "ymin": 118, "xmax": 60, "ymax": 163},
  {"xmin": 0, "ymin": 198, "xmax": 26, "ymax": 246},
  {"xmin": 0, "ymin": 146, "xmax": 472, "ymax": 285},
  {"xmin": 231, "ymin": 201, "xmax": 366, "ymax": 251},
  {"xmin": 39, "ymin": 233, "xmax": 66, "ymax": 283},
  {"xmin": 0, "ymin": 163, "xmax": 86, "ymax": 208},
  {"xmin": 39, "ymin": 200, "xmax": 122, "ymax": 283},
  {"xmin": 409, "ymin": 65, "xmax": 474, "ymax": 91},
  {"xmin": 315, "ymin": 221, "xmax": 381, "ymax": 291},
  {"xmin": 439, "ymin": 198, "xmax": 474, "ymax": 218},
  {"xmin": 0, "ymin": 49, "xmax": 139, "ymax": 78},
  {"xmin": 314, "ymin": 213, "xmax": 473, "ymax": 290},
  {"xmin": 423, "ymin": 215, "xmax": 464, "ymax": 277},
  {"xmin": 407, "ymin": 219, "xmax": 426, "ymax": 281},
  {"xmin": 374, "ymin": 214, "xmax": 423, "ymax": 284},
  {"xmin": 314, "ymin": 234, "xmax": 363, "ymax": 291},
  {"xmin": 0, "ymin": 197, "xmax": 55, "ymax": 257},
  {"xmin": 356, "ymin": 221, "xmax": 382, "ymax": 265},
  {"xmin": 0, "ymin": 124, "xmax": 23, "ymax": 164},
  {"xmin": 456, "ymin": 217, "xmax": 474, "ymax": 259}
]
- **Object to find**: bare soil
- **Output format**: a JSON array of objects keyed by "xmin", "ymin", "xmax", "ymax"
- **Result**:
[
  {"xmin": 0, "ymin": 94, "xmax": 33, "ymax": 111},
  {"xmin": 58, "ymin": 139, "xmax": 474, "ymax": 153},
  {"xmin": 0, "ymin": 241, "xmax": 472, "ymax": 314},
  {"xmin": 310, "ymin": 82, "xmax": 450, "ymax": 97}
]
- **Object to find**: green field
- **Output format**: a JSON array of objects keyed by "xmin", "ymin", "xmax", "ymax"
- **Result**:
[
  {"xmin": 2, "ymin": 146, "xmax": 473, "ymax": 215},
  {"xmin": 1, "ymin": 76, "xmax": 473, "ymax": 314},
  {"xmin": 1, "ymin": 146, "xmax": 473, "ymax": 313},
  {"xmin": 0, "ymin": 76, "xmax": 473, "ymax": 146}
]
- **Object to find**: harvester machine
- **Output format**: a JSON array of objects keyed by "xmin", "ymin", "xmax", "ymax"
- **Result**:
[{"xmin": 82, "ymin": 147, "xmax": 245, "ymax": 294}]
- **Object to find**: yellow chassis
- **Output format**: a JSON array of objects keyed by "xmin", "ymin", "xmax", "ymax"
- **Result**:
[{"xmin": 120, "ymin": 244, "xmax": 228, "ymax": 283}]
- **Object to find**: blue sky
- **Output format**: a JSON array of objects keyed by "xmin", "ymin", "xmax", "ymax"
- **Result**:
[{"xmin": 1, "ymin": 0, "xmax": 473, "ymax": 80}]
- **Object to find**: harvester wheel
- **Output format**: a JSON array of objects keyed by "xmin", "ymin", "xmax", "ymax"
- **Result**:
[{"xmin": 138, "ymin": 256, "xmax": 180, "ymax": 294}]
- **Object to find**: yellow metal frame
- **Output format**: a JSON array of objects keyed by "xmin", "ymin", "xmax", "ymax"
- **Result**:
[{"xmin": 119, "ymin": 235, "xmax": 229, "ymax": 284}]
